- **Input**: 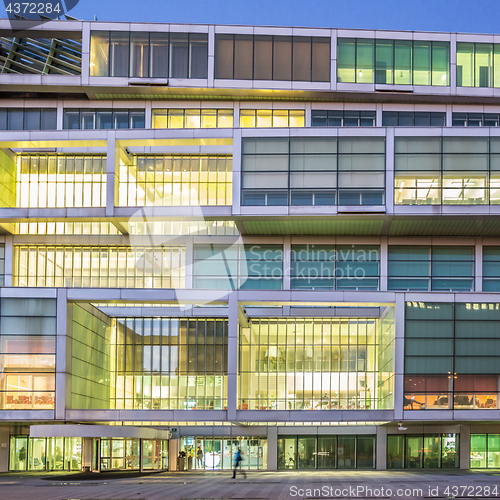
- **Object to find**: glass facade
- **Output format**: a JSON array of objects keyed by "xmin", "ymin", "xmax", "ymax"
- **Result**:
[
  {"xmin": 17, "ymin": 154, "xmax": 107, "ymax": 209},
  {"xmin": 470, "ymin": 434, "xmax": 500, "ymax": 468},
  {"xmin": 0, "ymin": 108, "xmax": 56, "ymax": 130},
  {"xmin": 118, "ymin": 155, "xmax": 232, "ymax": 207},
  {"xmin": 394, "ymin": 137, "xmax": 500, "ymax": 205},
  {"xmin": 452, "ymin": 112, "xmax": 500, "ymax": 127},
  {"xmin": 180, "ymin": 437, "xmax": 267, "ymax": 470},
  {"xmin": 100, "ymin": 438, "xmax": 168, "ymax": 470},
  {"xmin": 456, "ymin": 43, "xmax": 500, "ymax": 88},
  {"xmin": 337, "ymin": 38, "xmax": 449, "ymax": 86},
  {"xmin": 193, "ymin": 244, "xmax": 283, "ymax": 290},
  {"xmin": 13, "ymin": 245, "xmax": 185, "ymax": 288},
  {"xmin": 241, "ymin": 137, "xmax": 385, "ymax": 207},
  {"xmin": 291, "ymin": 245, "xmax": 380, "ymax": 290},
  {"xmin": 483, "ymin": 247, "xmax": 500, "ymax": 291},
  {"xmin": 311, "ymin": 110, "xmax": 376, "ymax": 127},
  {"xmin": 215, "ymin": 34, "xmax": 330, "ymax": 81},
  {"xmin": 404, "ymin": 302, "xmax": 500, "ymax": 410},
  {"xmin": 278, "ymin": 435, "xmax": 375, "ymax": 469},
  {"xmin": 239, "ymin": 315, "xmax": 394, "ymax": 410},
  {"xmin": 0, "ymin": 299, "xmax": 56, "ymax": 410},
  {"xmin": 112, "ymin": 318, "xmax": 228, "ymax": 410},
  {"xmin": 90, "ymin": 31, "xmax": 208, "ymax": 78},
  {"xmin": 9, "ymin": 436, "xmax": 82, "ymax": 471},
  {"xmin": 63, "ymin": 109, "xmax": 145, "ymax": 129},
  {"xmin": 239, "ymin": 109, "xmax": 305, "ymax": 128},
  {"xmin": 15, "ymin": 222, "xmax": 120, "ymax": 235},
  {"xmin": 382, "ymin": 111, "xmax": 446, "ymax": 127},
  {"xmin": 152, "ymin": 109, "xmax": 233, "ymax": 129},
  {"xmin": 387, "ymin": 434, "xmax": 459, "ymax": 469},
  {"xmin": 388, "ymin": 246, "xmax": 475, "ymax": 292}
]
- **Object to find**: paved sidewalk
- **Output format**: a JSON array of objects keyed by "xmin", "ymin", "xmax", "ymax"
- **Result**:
[{"xmin": 0, "ymin": 469, "xmax": 499, "ymax": 500}]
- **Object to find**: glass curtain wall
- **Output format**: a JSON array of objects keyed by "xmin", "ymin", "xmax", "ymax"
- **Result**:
[
  {"xmin": 337, "ymin": 38, "xmax": 449, "ymax": 85},
  {"xmin": 180, "ymin": 437, "xmax": 267, "ymax": 470},
  {"xmin": 388, "ymin": 246, "xmax": 475, "ymax": 292},
  {"xmin": 90, "ymin": 31, "xmax": 208, "ymax": 78},
  {"xmin": 470, "ymin": 434, "xmax": 500, "ymax": 468},
  {"xmin": 0, "ymin": 108, "xmax": 57, "ymax": 131},
  {"xmin": 278, "ymin": 435, "xmax": 376, "ymax": 469},
  {"xmin": 112, "ymin": 318, "xmax": 228, "ymax": 410},
  {"xmin": 193, "ymin": 244, "xmax": 283, "ymax": 290},
  {"xmin": 311, "ymin": 110, "xmax": 376, "ymax": 127},
  {"xmin": 239, "ymin": 315, "xmax": 395, "ymax": 410},
  {"xmin": 215, "ymin": 34, "xmax": 330, "ymax": 81},
  {"xmin": 99, "ymin": 438, "xmax": 167, "ymax": 470},
  {"xmin": 10, "ymin": 436, "xmax": 82, "ymax": 471},
  {"xmin": 395, "ymin": 137, "xmax": 500, "ymax": 205},
  {"xmin": 387, "ymin": 434, "xmax": 459, "ymax": 469},
  {"xmin": 118, "ymin": 155, "xmax": 232, "ymax": 206},
  {"xmin": 13, "ymin": 245, "xmax": 185, "ymax": 288},
  {"xmin": 0, "ymin": 298, "xmax": 56, "ymax": 410},
  {"xmin": 404, "ymin": 302, "xmax": 500, "ymax": 410},
  {"xmin": 63, "ymin": 109, "xmax": 145, "ymax": 129},
  {"xmin": 17, "ymin": 154, "xmax": 107, "ymax": 208},
  {"xmin": 290, "ymin": 245, "xmax": 380, "ymax": 290},
  {"xmin": 241, "ymin": 137, "xmax": 385, "ymax": 207},
  {"xmin": 457, "ymin": 43, "xmax": 500, "ymax": 87},
  {"xmin": 239, "ymin": 110, "xmax": 305, "ymax": 128},
  {"xmin": 152, "ymin": 109, "xmax": 233, "ymax": 129}
]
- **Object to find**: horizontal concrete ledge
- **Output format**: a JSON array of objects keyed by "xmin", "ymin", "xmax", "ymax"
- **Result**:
[
  {"xmin": 30, "ymin": 424, "xmax": 171, "ymax": 439},
  {"xmin": 65, "ymin": 409, "xmax": 227, "ymax": 421},
  {"xmin": 235, "ymin": 409, "xmax": 394, "ymax": 422}
]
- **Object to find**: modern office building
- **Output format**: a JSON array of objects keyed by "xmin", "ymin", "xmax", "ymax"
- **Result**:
[{"xmin": 0, "ymin": 17, "xmax": 500, "ymax": 473}]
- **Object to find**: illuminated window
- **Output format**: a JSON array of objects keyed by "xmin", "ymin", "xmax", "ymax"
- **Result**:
[
  {"xmin": 118, "ymin": 154, "xmax": 232, "ymax": 206},
  {"xmin": 152, "ymin": 109, "xmax": 233, "ymax": 129},
  {"xmin": 13, "ymin": 245, "xmax": 185, "ymax": 288},
  {"xmin": 0, "ymin": 298, "xmax": 56, "ymax": 410},
  {"xmin": 338, "ymin": 38, "xmax": 449, "ymax": 86},
  {"xmin": 17, "ymin": 154, "xmax": 107, "ymax": 209},
  {"xmin": 457, "ymin": 43, "xmax": 500, "ymax": 88},
  {"xmin": 239, "ymin": 315, "xmax": 395, "ymax": 410},
  {"xmin": 15, "ymin": 222, "xmax": 120, "ymax": 235},
  {"xmin": 239, "ymin": 109, "xmax": 305, "ymax": 128},
  {"xmin": 112, "ymin": 318, "xmax": 227, "ymax": 410}
]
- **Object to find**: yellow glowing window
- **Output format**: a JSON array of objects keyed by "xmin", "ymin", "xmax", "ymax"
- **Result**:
[
  {"xmin": 272, "ymin": 110, "xmax": 289, "ymax": 128},
  {"xmin": 218, "ymin": 110, "xmax": 234, "ymax": 128},
  {"xmin": 240, "ymin": 110, "xmax": 256, "ymax": 128},
  {"xmin": 289, "ymin": 110, "xmax": 305, "ymax": 127},
  {"xmin": 168, "ymin": 109, "xmax": 185, "ymax": 128},
  {"xmin": 200, "ymin": 109, "xmax": 217, "ymax": 128},
  {"xmin": 256, "ymin": 109, "xmax": 272, "ymax": 127},
  {"xmin": 185, "ymin": 109, "xmax": 201, "ymax": 128},
  {"xmin": 152, "ymin": 110, "xmax": 168, "ymax": 129}
]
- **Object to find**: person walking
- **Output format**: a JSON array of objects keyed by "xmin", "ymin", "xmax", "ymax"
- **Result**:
[
  {"xmin": 196, "ymin": 445, "xmax": 203, "ymax": 469},
  {"xmin": 232, "ymin": 448, "xmax": 246, "ymax": 479}
]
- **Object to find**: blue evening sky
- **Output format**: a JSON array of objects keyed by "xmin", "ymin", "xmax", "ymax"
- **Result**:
[{"xmin": 67, "ymin": 0, "xmax": 499, "ymax": 34}]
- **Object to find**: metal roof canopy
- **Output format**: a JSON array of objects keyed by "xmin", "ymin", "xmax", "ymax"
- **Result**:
[{"xmin": 29, "ymin": 424, "xmax": 172, "ymax": 439}]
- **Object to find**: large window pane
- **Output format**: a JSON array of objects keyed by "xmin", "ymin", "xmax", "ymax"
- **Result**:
[
  {"xmin": 292, "ymin": 37, "xmax": 311, "ymax": 81},
  {"xmin": 457, "ymin": 43, "xmax": 473, "ymax": 87},
  {"xmin": 356, "ymin": 39, "xmax": 374, "ymax": 83},
  {"xmin": 337, "ymin": 38, "xmax": 356, "ymax": 83},
  {"xmin": 110, "ymin": 32, "xmax": 129, "ymax": 77},
  {"xmin": 150, "ymin": 33, "xmax": 169, "ymax": 78},
  {"xmin": 376, "ymin": 40, "xmax": 393, "ymax": 84},
  {"xmin": 215, "ymin": 35, "xmax": 233, "ymax": 79},
  {"xmin": 254, "ymin": 36, "xmax": 273, "ymax": 80},
  {"xmin": 234, "ymin": 35, "xmax": 253, "ymax": 80},
  {"xmin": 273, "ymin": 37, "xmax": 292, "ymax": 80},
  {"xmin": 413, "ymin": 41, "xmax": 431, "ymax": 85},
  {"xmin": 130, "ymin": 33, "xmax": 149, "ymax": 78}
]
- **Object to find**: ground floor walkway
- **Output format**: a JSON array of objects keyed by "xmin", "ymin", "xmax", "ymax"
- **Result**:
[{"xmin": 0, "ymin": 469, "xmax": 499, "ymax": 500}]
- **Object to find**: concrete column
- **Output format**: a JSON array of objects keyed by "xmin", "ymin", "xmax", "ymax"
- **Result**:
[
  {"xmin": 330, "ymin": 29, "xmax": 337, "ymax": 92},
  {"xmin": 55, "ymin": 289, "xmax": 68, "ymax": 420},
  {"xmin": 169, "ymin": 439, "xmax": 179, "ymax": 471},
  {"xmin": 145, "ymin": 101, "xmax": 152, "ymax": 129},
  {"xmin": 376, "ymin": 103, "xmax": 383, "ymax": 127},
  {"xmin": 56, "ymin": 100, "xmax": 64, "ymax": 130},
  {"xmin": 0, "ymin": 427, "xmax": 9, "ymax": 472},
  {"xmin": 227, "ymin": 293, "xmax": 239, "ymax": 421},
  {"xmin": 106, "ymin": 131, "xmax": 116, "ymax": 218},
  {"xmin": 376, "ymin": 426, "xmax": 387, "ymax": 470},
  {"xmin": 207, "ymin": 25, "xmax": 215, "ymax": 88},
  {"xmin": 266, "ymin": 426, "xmax": 278, "ymax": 471},
  {"xmin": 4, "ymin": 235, "xmax": 12, "ymax": 286},
  {"xmin": 385, "ymin": 128, "xmax": 395, "ymax": 214},
  {"xmin": 283, "ymin": 236, "xmax": 291, "ymax": 290},
  {"xmin": 460, "ymin": 425, "xmax": 471, "ymax": 470},
  {"xmin": 232, "ymin": 128, "xmax": 242, "ymax": 215},
  {"xmin": 380, "ymin": 237, "xmax": 388, "ymax": 292},
  {"xmin": 305, "ymin": 102, "xmax": 312, "ymax": 127},
  {"xmin": 475, "ymin": 238, "xmax": 483, "ymax": 292},
  {"xmin": 393, "ymin": 294, "xmax": 405, "ymax": 422}
]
